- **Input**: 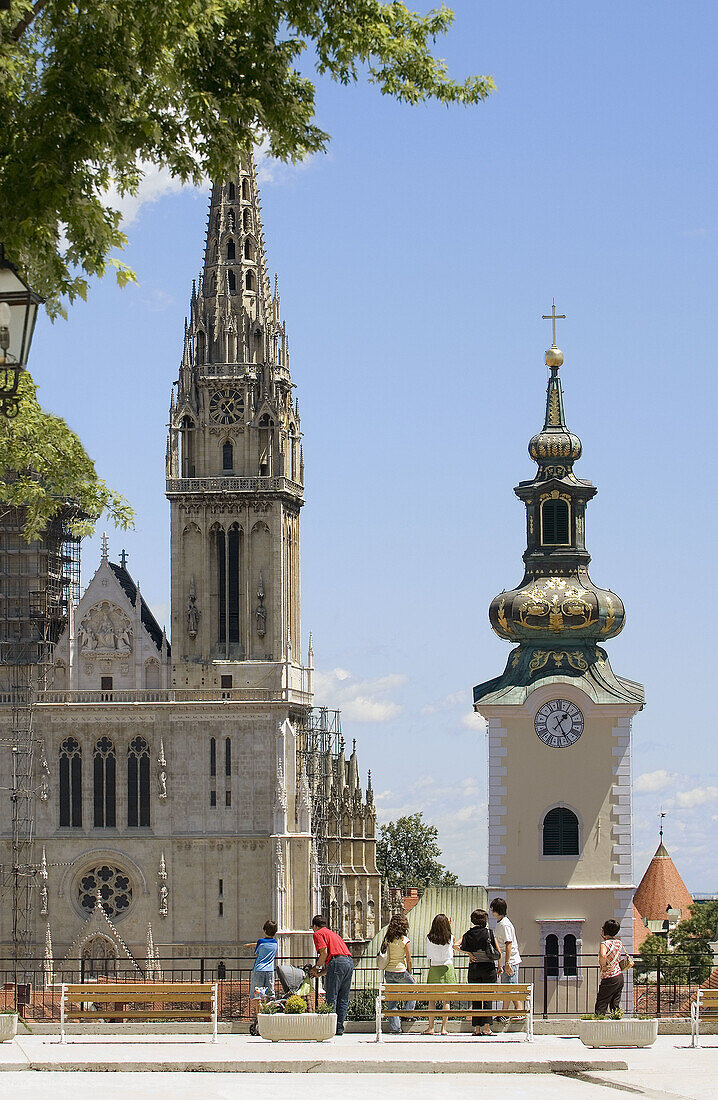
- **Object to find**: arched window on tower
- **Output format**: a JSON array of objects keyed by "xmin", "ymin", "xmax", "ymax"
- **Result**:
[
  {"xmin": 258, "ymin": 414, "xmax": 272, "ymax": 476},
  {"xmin": 227, "ymin": 239, "xmax": 235, "ymax": 261},
  {"xmin": 180, "ymin": 416, "xmax": 196, "ymax": 478},
  {"xmin": 222, "ymin": 440, "xmax": 233, "ymax": 471},
  {"xmin": 59, "ymin": 737, "xmax": 82, "ymax": 827},
  {"xmin": 227, "ymin": 271, "xmax": 236, "ymax": 294},
  {"xmin": 545, "ymin": 933, "xmax": 560, "ymax": 977},
  {"xmin": 244, "ymin": 237, "xmax": 254, "ymax": 260},
  {"xmin": 242, "ymin": 178, "xmax": 249, "ymax": 200},
  {"xmin": 210, "ymin": 737, "xmax": 216, "ymax": 777},
  {"xmin": 245, "ymin": 271, "xmax": 254, "ymax": 291},
  {"xmin": 289, "ymin": 430, "xmax": 297, "ymax": 481},
  {"xmin": 210, "ymin": 273, "xmax": 217, "ymax": 294},
  {"xmin": 243, "ymin": 208, "xmax": 251, "ymax": 231},
  {"xmin": 196, "ymin": 331, "xmax": 206, "ymax": 365},
  {"xmin": 93, "ymin": 737, "xmax": 116, "ymax": 828},
  {"xmin": 212, "ymin": 241, "xmax": 218, "ymax": 262},
  {"xmin": 228, "ymin": 181, "xmax": 235, "ymax": 200},
  {"xmin": 563, "ymin": 933, "xmax": 578, "ymax": 977},
  {"xmin": 127, "ymin": 737, "xmax": 150, "ymax": 827},
  {"xmin": 541, "ymin": 498, "xmax": 570, "ymax": 545},
  {"xmin": 542, "ymin": 806, "xmax": 580, "ymax": 856},
  {"xmin": 225, "ymin": 737, "xmax": 232, "ymax": 777}
]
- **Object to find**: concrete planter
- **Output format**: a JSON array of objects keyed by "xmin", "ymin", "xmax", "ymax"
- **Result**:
[
  {"xmin": 258, "ymin": 1012, "xmax": 337, "ymax": 1041},
  {"xmin": 0, "ymin": 1015, "xmax": 18, "ymax": 1042},
  {"xmin": 578, "ymin": 1018, "xmax": 658, "ymax": 1048}
]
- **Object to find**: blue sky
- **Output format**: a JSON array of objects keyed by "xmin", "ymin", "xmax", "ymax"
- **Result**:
[{"xmin": 28, "ymin": 1, "xmax": 717, "ymax": 891}]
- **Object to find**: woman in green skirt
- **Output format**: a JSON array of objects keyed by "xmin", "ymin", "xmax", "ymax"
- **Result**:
[{"xmin": 423, "ymin": 913, "xmax": 456, "ymax": 1035}]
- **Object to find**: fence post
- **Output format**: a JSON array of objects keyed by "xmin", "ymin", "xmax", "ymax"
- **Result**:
[
  {"xmin": 656, "ymin": 959, "xmax": 661, "ymax": 1017},
  {"xmin": 543, "ymin": 958, "xmax": 548, "ymax": 1019},
  {"xmin": 200, "ymin": 958, "xmax": 205, "ymax": 983}
]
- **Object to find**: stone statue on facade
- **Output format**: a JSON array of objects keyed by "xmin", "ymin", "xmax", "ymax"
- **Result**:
[
  {"xmin": 186, "ymin": 577, "xmax": 200, "ymax": 638},
  {"xmin": 255, "ymin": 572, "xmax": 266, "ymax": 637}
]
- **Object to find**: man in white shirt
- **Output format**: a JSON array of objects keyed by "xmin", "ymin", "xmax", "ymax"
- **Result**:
[{"xmin": 490, "ymin": 897, "xmax": 522, "ymax": 1019}]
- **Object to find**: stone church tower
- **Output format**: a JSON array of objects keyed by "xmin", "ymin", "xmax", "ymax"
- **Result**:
[
  {"xmin": 0, "ymin": 153, "xmax": 380, "ymax": 969},
  {"xmin": 473, "ymin": 319, "xmax": 644, "ymax": 999}
]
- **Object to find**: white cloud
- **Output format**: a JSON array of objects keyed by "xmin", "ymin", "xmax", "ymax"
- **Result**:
[
  {"xmin": 420, "ymin": 690, "xmax": 470, "ymax": 715},
  {"xmin": 675, "ymin": 786, "xmax": 718, "ymax": 809},
  {"xmin": 104, "ymin": 163, "xmax": 209, "ymax": 228},
  {"xmin": 461, "ymin": 711, "xmax": 487, "ymax": 731},
  {"xmin": 313, "ymin": 668, "xmax": 407, "ymax": 723},
  {"xmin": 635, "ymin": 769, "xmax": 674, "ymax": 793}
]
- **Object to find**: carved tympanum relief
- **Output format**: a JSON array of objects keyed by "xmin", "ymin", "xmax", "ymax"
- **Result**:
[{"xmin": 79, "ymin": 603, "xmax": 133, "ymax": 656}]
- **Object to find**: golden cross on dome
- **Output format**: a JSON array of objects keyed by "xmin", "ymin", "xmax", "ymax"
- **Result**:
[{"xmin": 542, "ymin": 300, "xmax": 566, "ymax": 346}]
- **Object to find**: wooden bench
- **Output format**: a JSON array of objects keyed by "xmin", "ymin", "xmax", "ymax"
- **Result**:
[
  {"xmin": 375, "ymin": 981, "xmax": 533, "ymax": 1042},
  {"xmin": 690, "ymin": 987, "xmax": 718, "ymax": 1047},
  {"xmin": 60, "ymin": 982, "xmax": 218, "ymax": 1043}
]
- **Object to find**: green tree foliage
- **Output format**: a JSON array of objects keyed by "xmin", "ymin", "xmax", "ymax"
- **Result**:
[
  {"xmin": 0, "ymin": 371, "xmax": 133, "ymax": 539},
  {"xmin": 637, "ymin": 901, "xmax": 718, "ymax": 985},
  {"xmin": 0, "ymin": 1, "xmax": 493, "ymax": 316},
  {"xmin": 377, "ymin": 811, "xmax": 459, "ymax": 888}
]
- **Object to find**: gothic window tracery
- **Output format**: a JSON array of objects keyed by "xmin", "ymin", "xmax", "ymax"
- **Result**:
[
  {"xmin": 78, "ymin": 864, "xmax": 132, "ymax": 920},
  {"xmin": 127, "ymin": 737, "xmax": 150, "ymax": 827},
  {"xmin": 244, "ymin": 237, "xmax": 254, "ymax": 260},
  {"xmin": 228, "ymin": 182, "xmax": 235, "ymax": 200},
  {"xmin": 222, "ymin": 441, "xmax": 233, "ymax": 471},
  {"xmin": 242, "ymin": 179, "xmax": 249, "ymax": 200},
  {"xmin": 93, "ymin": 737, "xmax": 116, "ymax": 828},
  {"xmin": 227, "ymin": 239, "xmax": 235, "ymax": 261},
  {"xmin": 245, "ymin": 271, "xmax": 254, "ymax": 291},
  {"xmin": 196, "ymin": 331, "xmax": 206, "ymax": 366},
  {"xmin": 60, "ymin": 737, "xmax": 82, "ymax": 827},
  {"xmin": 228, "ymin": 271, "xmax": 236, "ymax": 294}
]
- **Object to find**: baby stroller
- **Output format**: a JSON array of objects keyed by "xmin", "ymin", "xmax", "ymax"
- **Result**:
[{"xmin": 248, "ymin": 962, "xmax": 313, "ymax": 1035}]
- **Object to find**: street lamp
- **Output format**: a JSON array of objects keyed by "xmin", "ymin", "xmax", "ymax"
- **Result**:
[{"xmin": 0, "ymin": 246, "xmax": 43, "ymax": 418}]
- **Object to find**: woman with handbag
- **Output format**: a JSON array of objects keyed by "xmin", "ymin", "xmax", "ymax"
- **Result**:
[
  {"xmin": 457, "ymin": 909, "xmax": 500, "ymax": 1036},
  {"xmin": 595, "ymin": 919, "xmax": 632, "ymax": 1014},
  {"xmin": 377, "ymin": 913, "xmax": 416, "ymax": 1035}
]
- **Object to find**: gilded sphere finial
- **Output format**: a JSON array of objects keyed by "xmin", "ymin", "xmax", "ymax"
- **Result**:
[{"xmin": 545, "ymin": 344, "xmax": 564, "ymax": 369}]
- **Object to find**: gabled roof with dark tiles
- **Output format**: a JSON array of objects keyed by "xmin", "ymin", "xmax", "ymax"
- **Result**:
[{"xmin": 109, "ymin": 562, "xmax": 170, "ymax": 656}]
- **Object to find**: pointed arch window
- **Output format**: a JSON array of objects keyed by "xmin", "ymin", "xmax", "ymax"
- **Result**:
[
  {"xmin": 244, "ymin": 237, "xmax": 253, "ymax": 260},
  {"xmin": 541, "ymin": 498, "xmax": 570, "ymax": 545},
  {"xmin": 60, "ymin": 737, "xmax": 82, "ymax": 827},
  {"xmin": 212, "ymin": 241, "xmax": 218, "ymax": 262},
  {"xmin": 180, "ymin": 415, "xmax": 196, "ymax": 478},
  {"xmin": 243, "ymin": 208, "xmax": 251, "ymax": 231},
  {"xmin": 228, "ymin": 182, "xmax": 235, "ymax": 200},
  {"xmin": 228, "ymin": 271, "xmax": 236, "ymax": 294},
  {"xmin": 242, "ymin": 178, "xmax": 249, "ymax": 200},
  {"xmin": 93, "ymin": 737, "xmax": 116, "ymax": 828},
  {"xmin": 227, "ymin": 239, "xmax": 235, "ymax": 261},
  {"xmin": 253, "ymin": 329, "xmax": 263, "ymax": 364},
  {"xmin": 543, "ymin": 806, "xmax": 579, "ymax": 856},
  {"xmin": 222, "ymin": 440, "xmax": 233, "ymax": 471},
  {"xmin": 245, "ymin": 271, "xmax": 254, "ymax": 291},
  {"xmin": 127, "ymin": 737, "xmax": 150, "ymax": 827},
  {"xmin": 210, "ymin": 273, "xmax": 217, "ymax": 294},
  {"xmin": 196, "ymin": 331, "xmax": 206, "ymax": 365},
  {"xmin": 210, "ymin": 737, "xmax": 216, "ymax": 777},
  {"xmin": 225, "ymin": 737, "xmax": 232, "ymax": 777},
  {"xmin": 563, "ymin": 933, "xmax": 578, "ymax": 977}
]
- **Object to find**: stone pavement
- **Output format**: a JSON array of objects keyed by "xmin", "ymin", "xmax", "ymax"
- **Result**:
[{"xmin": 0, "ymin": 1032, "xmax": 715, "ymax": 1094}]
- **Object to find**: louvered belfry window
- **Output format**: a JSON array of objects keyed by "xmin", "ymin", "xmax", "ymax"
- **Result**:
[
  {"xmin": 543, "ymin": 806, "xmax": 579, "ymax": 855},
  {"xmin": 541, "ymin": 498, "xmax": 570, "ymax": 545}
]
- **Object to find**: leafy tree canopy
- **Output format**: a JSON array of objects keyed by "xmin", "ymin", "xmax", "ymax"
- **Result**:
[
  {"xmin": 377, "ymin": 811, "xmax": 459, "ymax": 888},
  {"xmin": 0, "ymin": 1, "xmax": 493, "ymax": 316},
  {"xmin": 0, "ymin": 371, "xmax": 133, "ymax": 539},
  {"xmin": 637, "ymin": 901, "xmax": 718, "ymax": 984}
]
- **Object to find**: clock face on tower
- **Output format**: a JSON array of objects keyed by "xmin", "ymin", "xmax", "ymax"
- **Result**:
[
  {"xmin": 209, "ymin": 388, "xmax": 244, "ymax": 425},
  {"xmin": 534, "ymin": 698, "xmax": 584, "ymax": 748}
]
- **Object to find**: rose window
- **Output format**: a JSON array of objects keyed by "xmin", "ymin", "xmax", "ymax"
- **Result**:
[{"xmin": 78, "ymin": 865, "xmax": 132, "ymax": 919}]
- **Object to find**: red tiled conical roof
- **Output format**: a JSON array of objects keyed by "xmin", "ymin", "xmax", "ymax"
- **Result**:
[{"xmin": 633, "ymin": 842, "xmax": 693, "ymax": 922}]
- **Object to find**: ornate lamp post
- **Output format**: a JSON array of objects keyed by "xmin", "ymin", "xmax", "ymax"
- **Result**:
[{"xmin": 0, "ymin": 246, "xmax": 43, "ymax": 418}]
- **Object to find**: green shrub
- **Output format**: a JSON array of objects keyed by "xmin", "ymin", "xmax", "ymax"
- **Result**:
[
  {"xmin": 346, "ymin": 988, "xmax": 377, "ymax": 1021},
  {"xmin": 284, "ymin": 994, "xmax": 307, "ymax": 1015},
  {"xmin": 315, "ymin": 1000, "xmax": 333, "ymax": 1015},
  {"xmin": 258, "ymin": 1002, "xmax": 282, "ymax": 1014}
]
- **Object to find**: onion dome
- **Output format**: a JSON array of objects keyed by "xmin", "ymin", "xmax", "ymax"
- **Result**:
[{"xmin": 487, "ymin": 325, "xmax": 625, "ymax": 648}]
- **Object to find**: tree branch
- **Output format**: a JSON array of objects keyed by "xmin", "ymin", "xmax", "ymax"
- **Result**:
[{"xmin": 11, "ymin": 0, "xmax": 47, "ymax": 42}]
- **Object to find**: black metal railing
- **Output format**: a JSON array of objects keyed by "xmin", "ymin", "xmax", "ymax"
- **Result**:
[{"xmin": 0, "ymin": 952, "xmax": 706, "ymax": 1021}]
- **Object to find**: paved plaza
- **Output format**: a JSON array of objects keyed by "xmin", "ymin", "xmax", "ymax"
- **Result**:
[{"xmin": 0, "ymin": 1033, "xmax": 715, "ymax": 1098}]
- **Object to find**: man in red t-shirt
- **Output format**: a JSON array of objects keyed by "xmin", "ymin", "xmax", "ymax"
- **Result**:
[{"xmin": 310, "ymin": 915, "xmax": 354, "ymax": 1035}]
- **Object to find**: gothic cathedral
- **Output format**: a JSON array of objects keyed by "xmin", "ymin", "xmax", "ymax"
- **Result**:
[
  {"xmin": 473, "ymin": 323, "xmax": 644, "ymax": 998},
  {"xmin": 0, "ymin": 154, "xmax": 380, "ymax": 967}
]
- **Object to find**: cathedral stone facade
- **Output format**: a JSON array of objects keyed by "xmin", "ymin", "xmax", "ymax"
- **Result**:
[{"xmin": 0, "ymin": 154, "xmax": 380, "ymax": 967}]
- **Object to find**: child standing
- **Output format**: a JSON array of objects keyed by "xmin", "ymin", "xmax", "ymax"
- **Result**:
[{"xmin": 244, "ymin": 919, "xmax": 278, "ymax": 997}]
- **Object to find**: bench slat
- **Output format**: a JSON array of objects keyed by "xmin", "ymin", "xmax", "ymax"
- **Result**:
[
  {"xmin": 64, "ymin": 1011, "xmax": 214, "ymax": 1020},
  {"xmin": 63, "ymin": 993, "xmax": 213, "ymax": 1003},
  {"xmin": 63, "ymin": 984, "xmax": 214, "ymax": 994}
]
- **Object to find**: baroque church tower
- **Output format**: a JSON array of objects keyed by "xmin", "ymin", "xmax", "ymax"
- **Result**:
[
  {"xmin": 166, "ymin": 158, "xmax": 303, "ymax": 687},
  {"xmin": 473, "ymin": 316, "xmax": 644, "ymax": 1003}
]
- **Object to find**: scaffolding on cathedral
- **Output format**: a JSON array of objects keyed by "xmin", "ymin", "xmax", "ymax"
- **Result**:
[
  {"xmin": 0, "ymin": 504, "xmax": 80, "ymax": 981},
  {"xmin": 296, "ymin": 707, "xmax": 344, "ymax": 911}
]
